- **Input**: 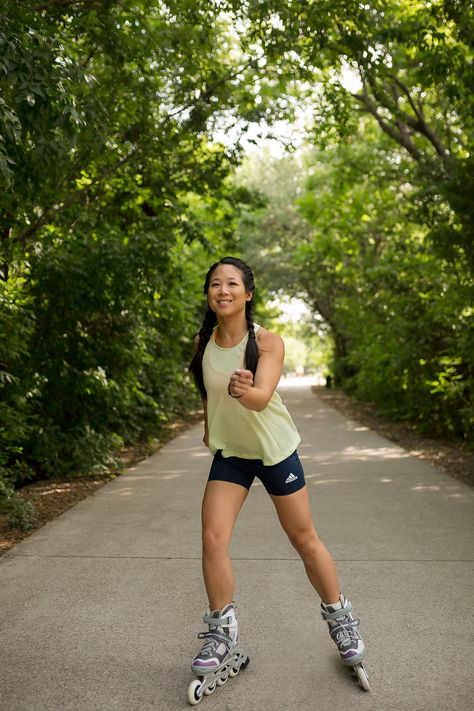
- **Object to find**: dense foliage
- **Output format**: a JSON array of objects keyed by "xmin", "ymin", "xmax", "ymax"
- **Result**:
[
  {"xmin": 1, "ymin": 1, "xmax": 472, "ymax": 525},
  {"xmin": 233, "ymin": 0, "xmax": 473, "ymax": 438},
  {"xmin": 0, "ymin": 0, "xmax": 265, "ymax": 525},
  {"xmin": 237, "ymin": 128, "xmax": 472, "ymax": 438}
]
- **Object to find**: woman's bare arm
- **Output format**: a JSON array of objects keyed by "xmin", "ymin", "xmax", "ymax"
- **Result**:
[{"xmin": 228, "ymin": 329, "xmax": 284, "ymax": 412}]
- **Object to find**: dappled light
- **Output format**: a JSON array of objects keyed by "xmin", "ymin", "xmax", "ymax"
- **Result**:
[
  {"xmin": 299, "ymin": 447, "xmax": 410, "ymax": 466},
  {"xmin": 342, "ymin": 446, "xmax": 409, "ymax": 461},
  {"xmin": 279, "ymin": 376, "xmax": 319, "ymax": 389},
  {"xmin": 160, "ymin": 471, "xmax": 187, "ymax": 481}
]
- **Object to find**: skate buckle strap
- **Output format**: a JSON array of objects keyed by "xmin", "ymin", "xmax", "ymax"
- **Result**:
[
  {"xmin": 195, "ymin": 631, "xmax": 229, "ymax": 662},
  {"xmin": 197, "ymin": 630, "xmax": 232, "ymax": 645},
  {"xmin": 320, "ymin": 599, "xmax": 353, "ymax": 622},
  {"xmin": 202, "ymin": 612, "xmax": 234, "ymax": 627}
]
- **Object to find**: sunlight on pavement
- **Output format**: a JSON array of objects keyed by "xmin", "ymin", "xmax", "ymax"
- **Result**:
[
  {"xmin": 278, "ymin": 375, "xmax": 319, "ymax": 388},
  {"xmin": 341, "ymin": 446, "xmax": 410, "ymax": 460}
]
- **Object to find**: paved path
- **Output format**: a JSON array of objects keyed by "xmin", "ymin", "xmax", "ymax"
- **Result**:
[{"xmin": 1, "ymin": 381, "xmax": 473, "ymax": 711}]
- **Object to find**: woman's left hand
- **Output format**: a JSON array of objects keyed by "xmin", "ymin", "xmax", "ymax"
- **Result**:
[{"xmin": 228, "ymin": 369, "xmax": 254, "ymax": 398}]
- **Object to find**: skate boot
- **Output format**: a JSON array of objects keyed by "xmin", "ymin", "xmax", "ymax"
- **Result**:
[
  {"xmin": 321, "ymin": 593, "xmax": 370, "ymax": 690},
  {"xmin": 188, "ymin": 602, "xmax": 249, "ymax": 705},
  {"xmin": 191, "ymin": 602, "xmax": 239, "ymax": 674}
]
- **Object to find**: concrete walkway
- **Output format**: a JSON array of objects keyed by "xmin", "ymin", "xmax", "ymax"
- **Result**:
[{"xmin": 1, "ymin": 381, "xmax": 473, "ymax": 711}]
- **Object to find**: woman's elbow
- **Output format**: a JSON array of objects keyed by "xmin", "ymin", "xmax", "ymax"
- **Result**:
[
  {"xmin": 253, "ymin": 396, "xmax": 272, "ymax": 412},
  {"xmin": 242, "ymin": 388, "xmax": 272, "ymax": 412},
  {"xmin": 242, "ymin": 399, "xmax": 268, "ymax": 413}
]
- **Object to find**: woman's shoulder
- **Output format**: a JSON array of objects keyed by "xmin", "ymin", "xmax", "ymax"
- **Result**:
[{"xmin": 255, "ymin": 325, "xmax": 284, "ymax": 353}]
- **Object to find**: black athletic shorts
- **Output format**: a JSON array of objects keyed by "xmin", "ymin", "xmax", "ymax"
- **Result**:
[{"xmin": 208, "ymin": 449, "xmax": 306, "ymax": 496}]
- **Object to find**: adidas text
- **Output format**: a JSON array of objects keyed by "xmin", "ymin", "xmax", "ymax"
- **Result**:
[{"xmin": 285, "ymin": 473, "xmax": 298, "ymax": 484}]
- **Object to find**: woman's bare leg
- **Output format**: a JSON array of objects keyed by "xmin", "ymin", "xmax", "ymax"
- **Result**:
[
  {"xmin": 271, "ymin": 486, "xmax": 340, "ymax": 603},
  {"xmin": 201, "ymin": 480, "xmax": 249, "ymax": 610}
]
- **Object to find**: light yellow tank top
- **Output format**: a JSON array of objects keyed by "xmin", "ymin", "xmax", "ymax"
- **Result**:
[{"xmin": 202, "ymin": 324, "xmax": 301, "ymax": 465}]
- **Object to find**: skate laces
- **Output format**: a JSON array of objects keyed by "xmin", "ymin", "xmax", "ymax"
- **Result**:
[
  {"xmin": 331, "ymin": 615, "xmax": 361, "ymax": 649},
  {"xmin": 195, "ymin": 629, "xmax": 234, "ymax": 663},
  {"xmin": 196, "ymin": 631, "xmax": 228, "ymax": 657}
]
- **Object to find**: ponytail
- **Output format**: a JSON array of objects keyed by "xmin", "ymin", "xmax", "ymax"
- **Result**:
[
  {"xmin": 244, "ymin": 299, "xmax": 259, "ymax": 378},
  {"xmin": 189, "ymin": 307, "xmax": 217, "ymax": 399}
]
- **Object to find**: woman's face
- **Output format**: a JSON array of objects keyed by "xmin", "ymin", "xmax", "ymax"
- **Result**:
[{"xmin": 207, "ymin": 264, "xmax": 252, "ymax": 317}]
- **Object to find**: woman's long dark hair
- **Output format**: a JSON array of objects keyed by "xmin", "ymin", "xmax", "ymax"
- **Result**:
[{"xmin": 189, "ymin": 257, "xmax": 259, "ymax": 399}]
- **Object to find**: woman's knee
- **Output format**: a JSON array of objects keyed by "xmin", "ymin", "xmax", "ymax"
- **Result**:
[
  {"xmin": 202, "ymin": 526, "xmax": 230, "ymax": 556},
  {"xmin": 289, "ymin": 529, "xmax": 321, "ymax": 559}
]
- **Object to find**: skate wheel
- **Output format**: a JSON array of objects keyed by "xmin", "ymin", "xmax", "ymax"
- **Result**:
[
  {"xmin": 217, "ymin": 670, "xmax": 228, "ymax": 686},
  {"xmin": 229, "ymin": 666, "xmax": 239, "ymax": 678},
  {"xmin": 187, "ymin": 679, "xmax": 202, "ymax": 705},
  {"xmin": 354, "ymin": 663, "xmax": 370, "ymax": 691},
  {"xmin": 204, "ymin": 682, "xmax": 216, "ymax": 696}
]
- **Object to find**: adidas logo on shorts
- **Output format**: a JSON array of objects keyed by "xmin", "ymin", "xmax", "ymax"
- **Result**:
[{"xmin": 285, "ymin": 472, "xmax": 298, "ymax": 484}]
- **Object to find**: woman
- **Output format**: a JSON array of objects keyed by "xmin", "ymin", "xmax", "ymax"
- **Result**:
[{"xmin": 188, "ymin": 256, "xmax": 366, "ymax": 689}]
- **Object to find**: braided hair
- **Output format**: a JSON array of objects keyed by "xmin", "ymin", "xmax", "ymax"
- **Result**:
[{"xmin": 189, "ymin": 257, "xmax": 260, "ymax": 399}]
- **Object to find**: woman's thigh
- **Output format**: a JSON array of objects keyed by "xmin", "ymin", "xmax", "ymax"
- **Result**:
[
  {"xmin": 201, "ymin": 480, "xmax": 249, "ymax": 550},
  {"xmin": 270, "ymin": 486, "xmax": 318, "ymax": 544}
]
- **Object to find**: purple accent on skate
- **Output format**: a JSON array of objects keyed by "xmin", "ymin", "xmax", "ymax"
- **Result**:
[{"xmin": 193, "ymin": 660, "xmax": 216, "ymax": 669}]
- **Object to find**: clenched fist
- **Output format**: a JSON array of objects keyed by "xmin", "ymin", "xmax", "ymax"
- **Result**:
[{"xmin": 228, "ymin": 369, "xmax": 254, "ymax": 399}]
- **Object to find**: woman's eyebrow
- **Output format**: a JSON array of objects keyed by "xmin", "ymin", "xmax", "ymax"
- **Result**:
[{"xmin": 210, "ymin": 278, "xmax": 239, "ymax": 283}]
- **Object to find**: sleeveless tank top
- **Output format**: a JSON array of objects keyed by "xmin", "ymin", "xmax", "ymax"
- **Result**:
[{"xmin": 202, "ymin": 324, "xmax": 301, "ymax": 465}]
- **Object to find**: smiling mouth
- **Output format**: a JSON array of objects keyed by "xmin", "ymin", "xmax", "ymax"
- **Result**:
[{"xmin": 217, "ymin": 300, "xmax": 232, "ymax": 305}]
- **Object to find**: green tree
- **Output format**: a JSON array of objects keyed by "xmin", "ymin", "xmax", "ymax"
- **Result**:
[
  {"xmin": 0, "ymin": 0, "xmax": 267, "ymax": 524},
  {"xmin": 236, "ymin": 125, "xmax": 473, "ymax": 438}
]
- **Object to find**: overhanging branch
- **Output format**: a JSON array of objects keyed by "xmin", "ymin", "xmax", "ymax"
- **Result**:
[
  {"xmin": 389, "ymin": 74, "xmax": 451, "ymax": 164},
  {"xmin": 13, "ymin": 60, "xmax": 255, "ymax": 245},
  {"xmin": 352, "ymin": 91, "xmax": 423, "ymax": 162}
]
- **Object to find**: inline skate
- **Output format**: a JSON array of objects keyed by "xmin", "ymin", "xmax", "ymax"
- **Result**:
[
  {"xmin": 321, "ymin": 594, "xmax": 370, "ymax": 691},
  {"xmin": 188, "ymin": 603, "xmax": 249, "ymax": 705}
]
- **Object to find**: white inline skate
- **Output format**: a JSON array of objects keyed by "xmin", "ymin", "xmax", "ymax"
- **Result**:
[
  {"xmin": 321, "ymin": 594, "xmax": 370, "ymax": 691},
  {"xmin": 188, "ymin": 603, "xmax": 249, "ymax": 705}
]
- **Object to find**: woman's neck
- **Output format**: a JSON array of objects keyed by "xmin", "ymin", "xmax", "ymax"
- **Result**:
[{"xmin": 215, "ymin": 316, "xmax": 248, "ymax": 347}]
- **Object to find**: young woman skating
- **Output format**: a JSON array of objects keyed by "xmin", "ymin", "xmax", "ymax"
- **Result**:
[{"xmin": 187, "ymin": 256, "xmax": 368, "ymax": 703}]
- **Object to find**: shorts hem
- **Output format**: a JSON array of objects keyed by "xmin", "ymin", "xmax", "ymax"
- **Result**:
[
  {"xmin": 207, "ymin": 475, "xmax": 251, "ymax": 491},
  {"xmin": 266, "ymin": 480, "xmax": 306, "ymax": 497}
]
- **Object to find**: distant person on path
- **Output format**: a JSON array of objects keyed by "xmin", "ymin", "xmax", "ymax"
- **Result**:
[{"xmin": 188, "ymin": 256, "xmax": 367, "ymax": 691}]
